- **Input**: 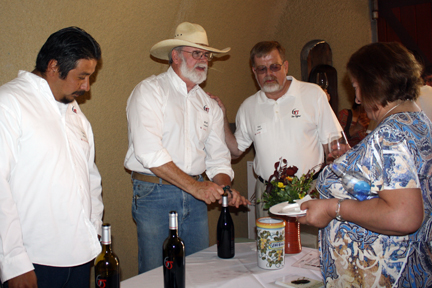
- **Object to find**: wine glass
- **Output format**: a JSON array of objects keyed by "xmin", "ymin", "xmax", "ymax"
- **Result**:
[
  {"xmin": 327, "ymin": 131, "xmax": 349, "ymax": 163},
  {"xmin": 316, "ymin": 72, "xmax": 328, "ymax": 90}
]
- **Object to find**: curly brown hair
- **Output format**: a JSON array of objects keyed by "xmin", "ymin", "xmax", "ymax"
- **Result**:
[{"xmin": 347, "ymin": 42, "xmax": 422, "ymax": 111}]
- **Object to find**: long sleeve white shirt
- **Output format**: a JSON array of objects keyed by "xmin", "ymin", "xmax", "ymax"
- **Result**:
[
  {"xmin": 0, "ymin": 71, "xmax": 103, "ymax": 282},
  {"xmin": 124, "ymin": 67, "xmax": 234, "ymax": 180}
]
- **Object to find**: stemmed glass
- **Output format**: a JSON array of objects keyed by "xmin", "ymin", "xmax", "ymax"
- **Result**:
[
  {"xmin": 327, "ymin": 131, "xmax": 350, "ymax": 163},
  {"xmin": 316, "ymin": 72, "xmax": 329, "ymax": 90}
]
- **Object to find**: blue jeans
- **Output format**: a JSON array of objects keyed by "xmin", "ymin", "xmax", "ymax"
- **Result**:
[
  {"xmin": 132, "ymin": 177, "xmax": 209, "ymax": 273},
  {"xmin": 2, "ymin": 262, "xmax": 91, "ymax": 288}
]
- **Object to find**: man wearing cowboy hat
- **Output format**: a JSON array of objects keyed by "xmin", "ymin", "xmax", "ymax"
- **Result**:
[{"xmin": 124, "ymin": 22, "xmax": 249, "ymax": 273}]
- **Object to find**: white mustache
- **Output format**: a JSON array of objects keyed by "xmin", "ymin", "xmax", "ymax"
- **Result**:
[
  {"xmin": 195, "ymin": 64, "xmax": 208, "ymax": 70},
  {"xmin": 263, "ymin": 75, "xmax": 277, "ymax": 82}
]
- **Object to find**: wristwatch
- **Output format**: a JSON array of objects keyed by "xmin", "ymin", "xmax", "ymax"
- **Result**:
[{"xmin": 335, "ymin": 198, "xmax": 346, "ymax": 221}]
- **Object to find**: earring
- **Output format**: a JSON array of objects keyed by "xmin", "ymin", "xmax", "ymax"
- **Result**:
[{"xmin": 355, "ymin": 96, "xmax": 361, "ymax": 104}]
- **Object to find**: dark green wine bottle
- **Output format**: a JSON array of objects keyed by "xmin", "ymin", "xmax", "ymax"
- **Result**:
[{"xmin": 94, "ymin": 223, "xmax": 120, "ymax": 288}]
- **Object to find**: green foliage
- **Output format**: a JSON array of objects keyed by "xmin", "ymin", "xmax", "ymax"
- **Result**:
[{"xmin": 258, "ymin": 158, "xmax": 319, "ymax": 210}]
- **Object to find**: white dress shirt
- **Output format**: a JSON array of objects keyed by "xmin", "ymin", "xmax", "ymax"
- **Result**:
[
  {"xmin": 235, "ymin": 76, "xmax": 342, "ymax": 179},
  {"xmin": 0, "ymin": 71, "xmax": 103, "ymax": 282},
  {"xmin": 124, "ymin": 67, "xmax": 234, "ymax": 180}
]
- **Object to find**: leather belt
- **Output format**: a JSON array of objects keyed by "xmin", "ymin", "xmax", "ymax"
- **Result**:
[
  {"xmin": 132, "ymin": 172, "xmax": 199, "ymax": 185},
  {"xmin": 258, "ymin": 176, "xmax": 268, "ymax": 184}
]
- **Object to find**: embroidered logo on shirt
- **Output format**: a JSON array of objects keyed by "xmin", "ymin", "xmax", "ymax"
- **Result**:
[
  {"xmin": 201, "ymin": 120, "xmax": 209, "ymax": 131},
  {"xmin": 255, "ymin": 124, "xmax": 266, "ymax": 135},
  {"xmin": 81, "ymin": 131, "xmax": 89, "ymax": 143},
  {"xmin": 203, "ymin": 105, "xmax": 209, "ymax": 112},
  {"xmin": 72, "ymin": 106, "xmax": 77, "ymax": 114},
  {"xmin": 291, "ymin": 108, "xmax": 301, "ymax": 118}
]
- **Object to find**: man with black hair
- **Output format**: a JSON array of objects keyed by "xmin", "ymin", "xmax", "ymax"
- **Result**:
[{"xmin": 0, "ymin": 27, "xmax": 103, "ymax": 288}]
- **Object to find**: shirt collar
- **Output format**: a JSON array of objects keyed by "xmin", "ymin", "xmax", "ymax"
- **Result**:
[
  {"xmin": 18, "ymin": 70, "xmax": 72, "ymax": 114},
  {"xmin": 166, "ymin": 66, "xmax": 201, "ymax": 96},
  {"xmin": 18, "ymin": 70, "xmax": 56, "ymax": 102}
]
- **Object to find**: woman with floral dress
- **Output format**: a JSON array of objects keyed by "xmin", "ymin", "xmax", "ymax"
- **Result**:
[{"xmin": 298, "ymin": 42, "xmax": 432, "ymax": 287}]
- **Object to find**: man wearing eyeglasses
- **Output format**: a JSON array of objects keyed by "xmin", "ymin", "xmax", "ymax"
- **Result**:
[
  {"xmin": 211, "ymin": 41, "xmax": 342, "ymax": 219},
  {"xmin": 124, "ymin": 22, "xmax": 250, "ymax": 273}
]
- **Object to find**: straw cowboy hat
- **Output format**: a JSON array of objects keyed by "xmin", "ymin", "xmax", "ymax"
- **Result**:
[{"xmin": 150, "ymin": 22, "xmax": 230, "ymax": 60}]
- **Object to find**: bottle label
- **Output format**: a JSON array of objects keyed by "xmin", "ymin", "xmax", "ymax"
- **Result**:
[
  {"xmin": 96, "ymin": 275, "xmax": 107, "ymax": 288},
  {"xmin": 164, "ymin": 257, "xmax": 174, "ymax": 270},
  {"xmin": 95, "ymin": 274, "xmax": 120, "ymax": 288}
]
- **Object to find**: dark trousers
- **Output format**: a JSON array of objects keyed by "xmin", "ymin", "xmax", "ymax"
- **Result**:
[{"xmin": 2, "ymin": 261, "xmax": 91, "ymax": 288}]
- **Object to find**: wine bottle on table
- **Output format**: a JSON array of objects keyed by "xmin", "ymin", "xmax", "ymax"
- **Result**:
[
  {"xmin": 217, "ymin": 191, "xmax": 235, "ymax": 259},
  {"xmin": 163, "ymin": 211, "xmax": 185, "ymax": 288},
  {"xmin": 94, "ymin": 223, "xmax": 120, "ymax": 288}
]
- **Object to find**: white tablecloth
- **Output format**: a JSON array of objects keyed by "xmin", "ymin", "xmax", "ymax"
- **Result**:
[{"xmin": 121, "ymin": 242, "xmax": 322, "ymax": 288}]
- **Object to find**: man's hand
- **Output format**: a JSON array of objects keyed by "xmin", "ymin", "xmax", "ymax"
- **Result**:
[
  {"xmin": 207, "ymin": 92, "xmax": 226, "ymax": 117},
  {"xmin": 189, "ymin": 180, "xmax": 224, "ymax": 204},
  {"xmin": 8, "ymin": 271, "xmax": 37, "ymax": 288},
  {"xmin": 223, "ymin": 187, "xmax": 251, "ymax": 208}
]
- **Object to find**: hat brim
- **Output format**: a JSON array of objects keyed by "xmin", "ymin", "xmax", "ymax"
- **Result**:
[{"xmin": 150, "ymin": 39, "xmax": 230, "ymax": 60}]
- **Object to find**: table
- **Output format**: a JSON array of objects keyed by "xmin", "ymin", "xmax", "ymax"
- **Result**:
[{"xmin": 121, "ymin": 242, "xmax": 322, "ymax": 288}]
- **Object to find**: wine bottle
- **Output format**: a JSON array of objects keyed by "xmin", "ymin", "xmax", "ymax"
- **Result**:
[
  {"xmin": 94, "ymin": 223, "xmax": 120, "ymax": 288},
  {"xmin": 163, "ymin": 211, "xmax": 185, "ymax": 288},
  {"xmin": 217, "ymin": 192, "xmax": 235, "ymax": 258},
  {"xmin": 331, "ymin": 163, "xmax": 375, "ymax": 201}
]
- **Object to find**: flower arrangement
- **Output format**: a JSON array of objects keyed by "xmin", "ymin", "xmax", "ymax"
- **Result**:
[{"xmin": 259, "ymin": 158, "xmax": 320, "ymax": 210}]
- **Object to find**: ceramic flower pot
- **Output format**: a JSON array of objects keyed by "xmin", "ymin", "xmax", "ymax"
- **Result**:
[
  {"xmin": 256, "ymin": 217, "xmax": 285, "ymax": 269},
  {"xmin": 283, "ymin": 216, "xmax": 302, "ymax": 254}
]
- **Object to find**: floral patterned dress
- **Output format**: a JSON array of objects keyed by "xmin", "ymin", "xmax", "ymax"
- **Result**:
[{"xmin": 317, "ymin": 111, "xmax": 432, "ymax": 287}]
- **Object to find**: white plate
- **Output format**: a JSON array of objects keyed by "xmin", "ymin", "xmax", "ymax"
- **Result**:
[{"xmin": 269, "ymin": 202, "xmax": 307, "ymax": 217}]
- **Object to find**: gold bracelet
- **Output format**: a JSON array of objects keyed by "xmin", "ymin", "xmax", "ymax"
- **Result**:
[{"xmin": 335, "ymin": 198, "xmax": 346, "ymax": 221}]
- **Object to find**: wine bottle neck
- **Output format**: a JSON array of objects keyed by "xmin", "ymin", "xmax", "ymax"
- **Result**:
[
  {"xmin": 169, "ymin": 228, "xmax": 178, "ymax": 237},
  {"xmin": 102, "ymin": 243, "xmax": 113, "ymax": 253},
  {"xmin": 101, "ymin": 224, "xmax": 112, "ymax": 245},
  {"xmin": 222, "ymin": 195, "xmax": 228, "ymax": 207}
]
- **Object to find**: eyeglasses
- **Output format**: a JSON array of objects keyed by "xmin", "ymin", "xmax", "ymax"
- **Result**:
[
  {"xmin": 254, "ymin": 64, "xmax": 283, "ymax": 74},
  {"xmin": 181, "ymin": 50, "xmax": 213, "ymax": 61}
]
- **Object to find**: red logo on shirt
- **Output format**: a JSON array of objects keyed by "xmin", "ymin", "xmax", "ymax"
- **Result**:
[
  {"xmin": 203, "ymin": 105, "xmax": 209, "ymax": 112},
  {"xmin": 291, "ymin": 108, "xmax": 301, "ymax": 118},
  {"xmin": 72, "ymin": 106, "xmax": 77, "ymax": 114}
]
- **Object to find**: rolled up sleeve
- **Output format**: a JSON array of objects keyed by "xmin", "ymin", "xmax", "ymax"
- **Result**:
[{"xmin": 204, "ymin": 104, "xmax": 234, "ymax": 180}]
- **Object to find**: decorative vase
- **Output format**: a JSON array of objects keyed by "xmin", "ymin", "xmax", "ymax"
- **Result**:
[
  {"xmin": 283, "ymin": 216, "xmax": 302, "ymax": 254},
  {"xmin": 256, "ymin": 217, "xmax": 285, "ymax": 269}
]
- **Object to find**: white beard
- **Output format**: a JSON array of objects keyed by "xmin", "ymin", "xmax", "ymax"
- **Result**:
[
  {"xmin": 256, "ymin": 75, "xmax": 285, "ymax": 93},
  {"xmin": 179, "ymin": 54, "xmax": 208, "ymax": 85},
  {"xmin": 262, "ymin": 83, "xmax": 283, "ymax": 93}
]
